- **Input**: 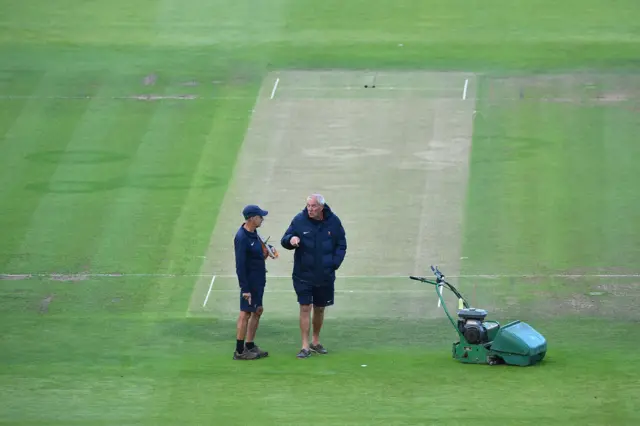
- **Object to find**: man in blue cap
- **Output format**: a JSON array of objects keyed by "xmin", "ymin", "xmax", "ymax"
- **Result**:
[{"xmin": 233, "ymin": 204, "xmax": 277, "ymax": 360}]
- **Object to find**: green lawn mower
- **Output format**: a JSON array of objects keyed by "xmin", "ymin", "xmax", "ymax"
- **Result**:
[{"xmin": 410, "ymin": 266, "xmax": 547, "ymax": 366}]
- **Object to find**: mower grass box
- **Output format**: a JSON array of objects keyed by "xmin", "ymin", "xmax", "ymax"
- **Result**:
[{"xmin": 410, "ymin": 267, "xmax": 547, "ymax": 366}]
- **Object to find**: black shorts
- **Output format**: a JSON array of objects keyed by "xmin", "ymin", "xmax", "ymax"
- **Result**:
[
  {"xmin": 240, "ymin": 287, "xmax": 264, "ymax": 312},
  {"xmin": 293, "ymin": 279, "xmax": 334, "ymax": 307}
]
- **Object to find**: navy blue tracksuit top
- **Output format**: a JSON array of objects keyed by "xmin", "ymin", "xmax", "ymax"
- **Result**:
[
  {"xmin": 280, "ymin": 204, "xmax": 347, "ymax": 286},
  {"xmin": 234, "ymin": 225, "xmax": 266, "ymax": 293}
]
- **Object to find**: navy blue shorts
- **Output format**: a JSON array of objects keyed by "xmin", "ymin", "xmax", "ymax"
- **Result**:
[
  {"xmin": 293, "ymin": 280, "xmax": 334, "ymax": 307},
  {"xmin": 240, "ymin": 287, "xmax": 264, "ymax": 312}
]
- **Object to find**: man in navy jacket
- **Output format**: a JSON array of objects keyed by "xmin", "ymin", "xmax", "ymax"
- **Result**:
[
  {"xmin": 281, "ymin": 194, "xmax": 347, "ymax": 358},
  {"xmin": 233, "ymin": 204, "xmax": 276, "ymax": 360}
]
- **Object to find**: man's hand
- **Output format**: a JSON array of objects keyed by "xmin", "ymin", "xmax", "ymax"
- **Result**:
[
  {"xmin": 290, "ymin": 236, "xmax": 300, "ymax": 247},
  {"xmin": 242, "ymin": 292, "xmax": 252, "ymax": 305}
]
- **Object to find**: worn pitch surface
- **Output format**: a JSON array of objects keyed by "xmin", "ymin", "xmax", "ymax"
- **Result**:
[{"xmin": 188, "ymin": 71, "xmax": 477, "ymax": 319}]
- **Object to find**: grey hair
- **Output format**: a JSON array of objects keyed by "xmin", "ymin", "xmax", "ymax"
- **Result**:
[{"xmin": 306, "ymin": 193, "xmax": 325, "ymax": 205}]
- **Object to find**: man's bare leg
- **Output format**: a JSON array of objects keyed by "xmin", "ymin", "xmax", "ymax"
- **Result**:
[
  {"xmin": 243, "ymin": 307, "xmax": 268, "ymax": 357},
  {"xmin": 236, "ymin": 311, "xmax": 251, "ymax": 352},
  {"xmin": 246, "ymin": 307, "xmax": 263, "ymax": 343},
  {"xmin": 300, "ymin": 304, "xmax": 312, "ymax": 349},
  {"xmin": 234, "ymin": 311, "xmax": 261, "ymax": 360},
  {"xmin": 312, "ymin": 306, "xmax": 325, "ymax": 346}
]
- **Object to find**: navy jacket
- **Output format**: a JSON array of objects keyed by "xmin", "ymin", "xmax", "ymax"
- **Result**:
[
  {"xmin": 280, "ymin": 204, "xmax": 347, "ymax": 286},
  {"xmin": 234, "ymin": 225, "xmax": 266, "ymax": 293}
]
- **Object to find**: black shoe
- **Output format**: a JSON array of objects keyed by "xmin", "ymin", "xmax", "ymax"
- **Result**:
[
  {"xmin": 310, "ymin": 343, "xmax": 328, "ymax": 354},
  {"xmin": 296, "ymin": 348, "xmax": 311, "ymax": 359},
  {"xmin": 246, "ymin": 345, "xmax": 269, "ymax": 358},
  {"xmin": 233, "ymin": 350, "xmax": 260, "ymax": 360}
]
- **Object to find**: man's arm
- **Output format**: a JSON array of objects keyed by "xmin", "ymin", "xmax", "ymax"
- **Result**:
[
  {"xmin": 332, "ymin": 218, "xmax": 347, "ymax": 270},
  {"xmin": 234, "ymin": 236, "xmax": 250, "ymax": 293},
  {"xmin": 280, "ymin": 218, "xmax": 298, "ymax": 250}
]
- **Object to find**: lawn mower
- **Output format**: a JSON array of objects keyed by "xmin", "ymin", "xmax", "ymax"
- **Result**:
[{"xmin": 409, "ymin": 266, "xmax": 547, "ymax": 366}]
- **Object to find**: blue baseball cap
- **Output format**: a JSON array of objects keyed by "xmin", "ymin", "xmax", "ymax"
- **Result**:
[{"xmin": 242, "ymin": 204, "xmax": 268, "ymax": 219}]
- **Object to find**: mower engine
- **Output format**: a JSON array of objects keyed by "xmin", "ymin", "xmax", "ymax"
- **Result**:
[{"xmin": 457, "ymin": 308, "xmax": 489, "ymax": 345}]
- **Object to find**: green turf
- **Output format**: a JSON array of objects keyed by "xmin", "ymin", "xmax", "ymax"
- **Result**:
[
  {"xmin": 2, "ymin": 0, "xmax": 640, "ymax": 424},
  {"xmin": 461, "ymin": 74, "xmax": 640, "ymax": 275}
]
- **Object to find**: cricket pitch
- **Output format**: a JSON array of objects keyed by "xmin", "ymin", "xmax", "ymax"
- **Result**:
[{"xmin": 188, "ymin": 70, "xmax": 478, "ymax": 320}]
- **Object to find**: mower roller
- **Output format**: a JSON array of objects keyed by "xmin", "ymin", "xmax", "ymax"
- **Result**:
[{"xmin": 410, "ymin": 266, "xmax": 547, "ymax": 366}]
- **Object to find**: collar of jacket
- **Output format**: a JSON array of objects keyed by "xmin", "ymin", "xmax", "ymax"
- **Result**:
[
  {"xmin": 240, "ymin": 224, "xmax": 260, "ymax": 238},
  {"xmin": 303, "ymin": 204, "xmax": 333, "ymax": 222}
]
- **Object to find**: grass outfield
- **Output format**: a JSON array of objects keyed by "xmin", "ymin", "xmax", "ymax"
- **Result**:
[{"xmin": 2, "ymin": 0, "xmax": 640, "ymax": 424}]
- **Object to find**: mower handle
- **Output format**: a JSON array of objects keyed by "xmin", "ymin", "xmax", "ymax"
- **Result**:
[
  {"xmin": 409, "ymin": 276, "xmax": 439, "ymax": 285},
  {"xmin": 410, "ymin": 267, "xmax": 470, "ymax": 310},
  {"xmin": 431, "ymin": 265, "xmax": 445, "ymax": 283}
]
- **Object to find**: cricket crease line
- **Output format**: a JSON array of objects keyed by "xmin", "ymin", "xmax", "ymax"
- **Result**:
[
  {"xmin": 217, "ymin": 273, "xmax": 640, "ymax": 279},
  {"xmin": 0, "ymin": 87, "xmax": 460, "ymax": 98},
  {"xmin": 2, "ymin": 95, "xmax": 631, "ymax": 102},
  {"xmin": 203, "ymin": 275, "xmax": 216, "ymax": 307},
  {"xmin": 270, "ymin": 77, "xmax": 280, "ymax": 99},
  {"xmin": 279, "ymin": 86, "xmax": 464, "ymax": 92},
  {"xmin": 3, "ymin": 273, "xmax": 640, "ymax": 279},
  {"xmin": 208, "ymin": 289, "xmax": 452, "ymax": 294},
  {"xmin": 0, "ymin": 95, "xmax": 254, "ymax": 101},
  {"xmin": 463, "ymin": 79, "xmax": 469, "ymax": 100}
]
